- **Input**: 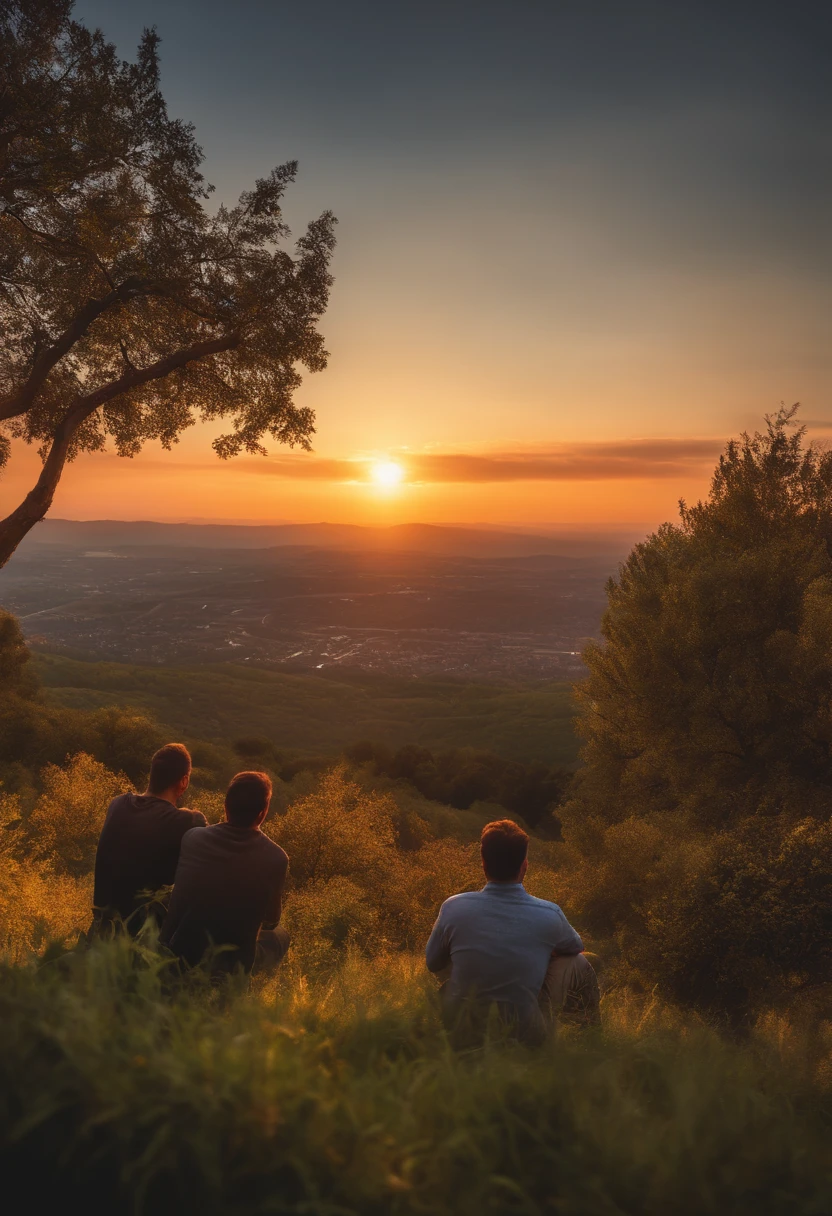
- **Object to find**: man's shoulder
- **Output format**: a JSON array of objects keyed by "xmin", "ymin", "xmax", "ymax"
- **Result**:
[
  {"xmin": 155, "ymin": 801, "xmax": 206, "ymax": 834},
  {"xmin": 186, "ymin": 824, "xmax": 287, "ymax": 869},
  {"xmin": 255, "ymin": 830, "xmax": 289, "ymax": 869},
  {"xmin": 440, "ymin": 889, "xmax": 485, "ymax": 914},
  {"xmin": 519, "ymin": 890, "xmax": 567, "ymax": 919},
  {"xmin": 104, "ymin": 791, "xmax": 134, "ymax": 816},
  {"xmin": 108, "ymin": 793, "xmax": 203, "ymax": 824},
  {"xmin": 179, "ymin": 821, "xmax": 211, "ymax": 848}
]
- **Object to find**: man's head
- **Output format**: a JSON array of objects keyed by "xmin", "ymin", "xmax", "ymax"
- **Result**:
[
  {"xmin": 147, "ymin": 743, "xmax": 191, "ymax": 801},
  {"xmin": 481, "ymin": 818, "xmax": 529, "ymax": 883},
  {"xmin": 225, "ymin": 771, "xmax": 272, "ymax": 829}
]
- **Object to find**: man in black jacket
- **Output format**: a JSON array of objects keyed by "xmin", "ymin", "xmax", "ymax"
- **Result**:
[{"xmin": 93, "ymin": 743, "xmax": 206, "ymax": 931}]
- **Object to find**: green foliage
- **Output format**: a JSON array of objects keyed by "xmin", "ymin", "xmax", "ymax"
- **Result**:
[
  {"xmin": 346, "ymin": 739, "xmax": 570, "ymax": 831},
  {"xmin": 0, "ymin": 607, "xmax": 35, "ymax": 693},
  {"xmin": 574, "ymin": 406, "xmax": 832, "ymax": 829},
  {"xmin": 0, "ymin": 0, "xmax": 334, "ymax": 562},
  {"xmin": 24, "ymin": 752, "xmax": 128, "ymax": 877},
  {"xmin": 271, "ymin": 766, "xmax": 397, "ymax": 889},
  {"xmin": 561, "ymin": 409, "xmax": 832, "ymax": 1017},
  {"xmin": 34, "ymin": 652, "xmax": 579, "ymax": 765},
  {"xmin": 0, "ymin": 939, "xmax": 830, "ymax": 1215},
  {"xmin": 639, "ymin": 816, "xmax": 832, "ymax": 1014},
  {"xmin": 265, "ymin": 766, "xmax": 482, "ymax": 967},
  {"xmin": 0, "ymin": 688, "xmax": 164, "ymax": 793}
]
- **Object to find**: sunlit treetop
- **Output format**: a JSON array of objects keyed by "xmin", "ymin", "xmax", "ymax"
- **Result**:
[{"xmin": 0, "ymin": 0, "xmax": 336, "ymax": 565}]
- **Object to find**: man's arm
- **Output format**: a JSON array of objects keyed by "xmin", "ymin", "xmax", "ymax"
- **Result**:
[
  {"xmin": 425, "ymin": 908, "xmax": 451, "ymax": 973},
  {"xmin": 262, "ymin": 856, "xmax": 288, "ymax": 931},
  {"xmin": 550, "ymin": 908, "xmax": 584, "ymax": 956},
  {"xmin": 91, "ymin": 798, "xmax": 120, "ymax": 913}
]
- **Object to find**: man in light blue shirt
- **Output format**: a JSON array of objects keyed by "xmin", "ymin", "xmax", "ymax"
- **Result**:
[{"xmin": 426, "ymin": 818, "xmax": 599, "ymax": 1040}]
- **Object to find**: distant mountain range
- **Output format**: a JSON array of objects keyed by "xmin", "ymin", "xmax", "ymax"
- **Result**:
[{"xmin": 21, "ymin": 518, "xmax": 641, "ymax": 559}]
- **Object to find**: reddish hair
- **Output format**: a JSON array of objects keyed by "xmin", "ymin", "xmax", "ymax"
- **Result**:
[{"xmin": 481, "ymin": 819, "xmax": 529, "ymax": 881}]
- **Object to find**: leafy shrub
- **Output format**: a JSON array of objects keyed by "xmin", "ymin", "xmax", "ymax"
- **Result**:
[
  {"xmin": 0, "ymin": 791, "xmax": 90, "ymax": 960},
  {"xmin": 283, "ymin": 877, "xmax": 382, "ymax": 971},
  {"xmin": 267, "ymin": 765, "xmax": 398, "ymax": 888},
  {"xmin": 639, "ymin": 816, "xmax": 832, "ymax": 1015},
  {"xmin": 24, "ymin": 753, "xmax": 129, "ymax": 877},
  {"xmin": 267, "ymin": 767, "xmax": 486, "ymax": 959},
  {"xmin": 188, "ymin": 788, "xmax": 226, "ymax": 824}
]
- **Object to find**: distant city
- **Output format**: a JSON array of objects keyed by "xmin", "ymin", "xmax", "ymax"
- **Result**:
[{"xmin": 0, "ymin": 521, "xmax": 629, "ymax": 680}]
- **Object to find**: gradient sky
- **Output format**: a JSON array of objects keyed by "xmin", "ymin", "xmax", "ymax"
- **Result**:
[{"xmin": 3, "ymin": 0, "xmax": 830, "ymax": 528}]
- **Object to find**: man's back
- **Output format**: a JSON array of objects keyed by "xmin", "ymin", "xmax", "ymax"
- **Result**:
[
  {"xmin": 162, "ymin": 823, "xmax": 288, "ymax": 973},
  {"xmin": 426, "ymin": 883, "xmax": 583, "ymax": 1017},
  {"xmin": 93, "ymin": 792, "xmax": 206, "ymax": 925}
]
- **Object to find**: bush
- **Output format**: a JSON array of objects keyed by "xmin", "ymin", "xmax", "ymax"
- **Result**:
[
  {"xmin": 0, "ymin": 791, "xmax": 90, "ymax": 960},
  {"xmin": 24, "ymin": 753, "xmax": 129, "ymax": 878},
  {"xmin": 639, "ymin": 816, "xmax": 832, "ymax": 1015},
  {"xmin": 283, "ymin": 877, "xmax": 382, "ymax": 971},
  {"xmin": 266, "ymin": 766, "xmax": 486, "ymax": 958},
  {"xmin": 267, "ymin": 766, "xmax": 398, "ymax": 888}
]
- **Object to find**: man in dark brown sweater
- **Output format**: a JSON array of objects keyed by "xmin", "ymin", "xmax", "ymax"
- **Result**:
[
  {"xmin": 93, "ymin": 743, "xmax": 206, "ymax": 931},
  {"xmin": 161, "ymin": 771, "xmax": 289, "ymax": 976}
]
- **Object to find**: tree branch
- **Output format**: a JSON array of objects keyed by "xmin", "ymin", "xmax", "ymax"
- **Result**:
[
  {"xmin": 73, "ymin": 330, "xmax": 240, "ymax": 414},
  {"xmin": 0, "ymin": 330, "xmax": 240, "ymax": 568},
  {"xmin": 0, "ymin": 276, "xmax": 151, "ymax": 422}
]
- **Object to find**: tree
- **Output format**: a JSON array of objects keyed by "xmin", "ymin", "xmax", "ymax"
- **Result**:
[
  {"xmin": 0, "ymin": 606, "xmax": 32, "ymax": 690},
  {"xmin": 570, "ymin": 406, "xmax": 832, "ymax": 831},
  {"xmin": 556, "ymin": 407, "xmax": 832, "ymax": 1017},
  {"xmin": 0, "ymin": 0, "xmax": 336, "ymax": 567}
]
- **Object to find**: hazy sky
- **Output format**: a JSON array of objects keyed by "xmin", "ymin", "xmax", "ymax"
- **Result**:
[{"xmin": 4, "ymin": 0, "xmax": 831, "ymax": 527}]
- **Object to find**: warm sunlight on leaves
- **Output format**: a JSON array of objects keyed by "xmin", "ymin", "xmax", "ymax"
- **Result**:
[{"xmin": 371, "ymin": 460, "xmax": 405, "ymax": 488}]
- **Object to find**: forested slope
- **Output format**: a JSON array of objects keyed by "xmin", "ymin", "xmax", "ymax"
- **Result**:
[{"xmin": 33, "ymin": 653, "xmax": 578, "ymax": 765}]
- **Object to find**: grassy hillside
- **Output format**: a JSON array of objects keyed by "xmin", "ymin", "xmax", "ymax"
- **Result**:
[
  {"xmin": 33, "ymin": 653, "xmax": 579, "ymax": 766},
  {"xmin": 2, "ymin": 939, "xmax": 830, "ymax": 1216}
]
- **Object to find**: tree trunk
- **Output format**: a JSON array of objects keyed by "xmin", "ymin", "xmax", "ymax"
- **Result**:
[{"xmin": 0, "ymin": 428, "xmax": 73, "ymax": 569}]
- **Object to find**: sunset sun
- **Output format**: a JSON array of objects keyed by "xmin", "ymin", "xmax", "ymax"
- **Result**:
[{"xmin": 371, "ymin": 460, "xmax": 405, "ymax": 488}]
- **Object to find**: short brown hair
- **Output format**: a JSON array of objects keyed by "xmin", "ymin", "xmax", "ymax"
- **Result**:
[
  {"xmin": 148, "ymin": 743, "xmax": 191, "ymax": 795},
  {"xmin": 481, "ymin": 819, "xmax": 529, "ymax": 881},
  {"xmin": 225, "ymin": 771, "xmax": 272, "ymax": 827}
]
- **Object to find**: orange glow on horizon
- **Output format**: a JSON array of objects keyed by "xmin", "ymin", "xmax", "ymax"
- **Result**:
[{"xmin": 4, "ymin": 420, "xmax": 831, "ymax": 532}]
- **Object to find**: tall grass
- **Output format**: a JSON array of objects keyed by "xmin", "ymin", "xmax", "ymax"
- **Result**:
[{"xmin": 1, "ymin": 934, "xmax": 830, "ymax": 1215}]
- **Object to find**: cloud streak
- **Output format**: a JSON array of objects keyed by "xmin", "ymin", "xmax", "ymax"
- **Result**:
[
  {"xmin": 249, "ymin": 437, "xmax": 723, "ymax": 483},
  {"xmin": 88, "ymin": 437, "xmax": 724, "ymax": 483}
]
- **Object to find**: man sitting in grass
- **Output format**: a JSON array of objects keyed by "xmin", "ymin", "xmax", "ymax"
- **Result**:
[
  {"xmin": 161, "ymin": 771, "xmax": 289, "ymax": 976},
  {"xmin": 93, "ymin": 743, "xmax": 207, "ymax": 931},
  {"xmin": 426, "ymin": 818, "xmax": 600, "ymax": 1041}
]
